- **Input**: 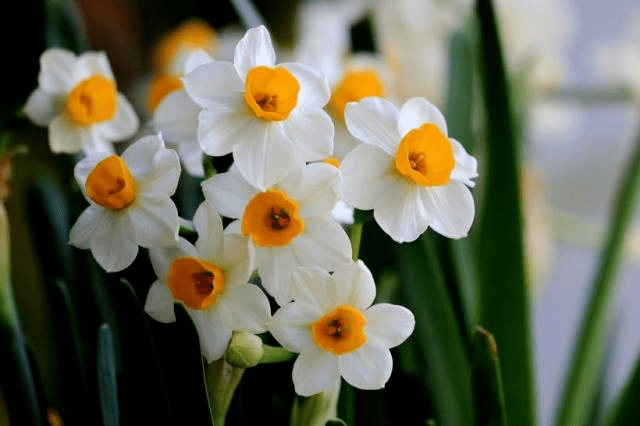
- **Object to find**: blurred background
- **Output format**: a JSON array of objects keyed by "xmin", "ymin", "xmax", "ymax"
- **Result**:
[{"xmin": 3, "ymin": 0, "xmax": 640, "ymax": 425}]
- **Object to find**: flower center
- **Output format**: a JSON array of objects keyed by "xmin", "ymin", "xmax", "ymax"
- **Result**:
[
  {"xmin": 323, "ymin": 156, "xmax": 341, "ymax": 168},
  {"xmin": 167, "ymin": 257, "xmax": 225, "ymax": 310},
  {"xmin": 311, "ymin": 304, "xmax": 367, "ymax": 355},
  {"xmin": 147, "ymin": 73, "xmax": 183, "ymax": 113},
  {"xmin": 329, "ymin": 69, "xmax": 385, "ymax": 121},
  {"xmin": 85, "ymin": 156, "xmax": 137, "ymax": 211},
  {"xmin": 394, "ymin": 123, "xmax": 454, "ymax": 186},
  {"xmin": 244, "ymin": 66, "xmax": 300, "ymax": 121},
  {"xmin": 241, "ymin": 189, "xmax": 304, "ymax": 247},
  {"xmin": 65, "ymin": 75, "xmax": 117, "ymax": 126}
]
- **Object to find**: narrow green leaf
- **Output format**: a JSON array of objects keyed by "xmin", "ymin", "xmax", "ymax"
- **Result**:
[
  {"xmin": 394, "ymin": 234, "xmax": 473, "ymax": 425},
  {"xmin": 556, "ymin": 130, "xmax": 640, "ymax": 426},
  {"xmin": 475, "ymin": 0, "xmax": 535, "ymax": 424},
  {"xmin": 605, "ymin": 351, "xmax": 640, "ymax": 426},
  {"xmin": 98, "ymin": 324, "xmax": 119, "ymax": 426},
  {"xmin": 45, "ymin": 0, "xmax": 90, "ymax": 52},
  {"xmin": 471, "ymin": 327, "xmax": 508, "ymax": 426}
]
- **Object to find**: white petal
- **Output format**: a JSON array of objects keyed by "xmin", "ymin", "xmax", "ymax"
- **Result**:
[
  {"xmin": 182, "ymin": 61, "xmax": 243, "ymax": 108},
  {"xmin": 90, "ymin": 212, "xmax": 138, "ymax": 272},
  {"xmin": 365, "ymin": 303, "xmax": 415, "ymax": 348},
  {"xmin": 73, "ymin": 152, "xmax": 110, "ymax": 190},
  {"xmin": 373, "ymin": 179, "xmax": 431, "ymax": 243},
  {"xmin": 191, "ymin": 307, "xmax": 233, "ymax": 362},
  {"xmin": 201, "ymin": 166, "xmax": 256, "ymax": 219},
  {"xmin": 233, "ymin": 123, "xmax": 301, "ymax": 190},
  {"xmin": 398, "ymin": 96, "xmax": 448, "ymax": 138},
  {"xmin": 280, "ymin": 62, "xmax": 330, "ymax": 107},
  {"xmin": 255, "ymin": 246, "xmax": 296, "ymax": 305},
  {"xmin": 121, "ymin": 134, "xmax": 165, "ymax": 178},
  {"xmin": 344, "ymin": 97, "xmax": 400, "ymax": 155},
  {"xmin": 128, "ymin": 195, "xmax": 179, "ymax": 248},
  {"xmin": 136, "ymin": 147, "xmax": 181, "ymax": 198},
  {"xmin": 219, "ymin": 233, "xmax": 253, "ymax": 286},
  {"xmin": 222, "ymin": 284, "xmax": 271, "ymax": 333},
  {"xmin": 176, "ymin": 140, "xmax": 204, "ymax": 177},
  {"xmin": 193, "ymin": 200, "xmax": 224, "ymax": 260},
  {"xmin": 144, "ymin": 281, "xmax": 177, "ymax": 323},
  {"xmin": 449, "ymin": 138, "xmax": 478, "ymax": 187},
  {"xmin": 290, "ymin": 266, "xmax": 333, "ymax": 313},
  {"xmin": 38, "ymin": 49, "xmax": 76, "ymax": 93},
  {"xmin": 72, "ymin": 51, "xmax": 115, "ymax": 82},
  {"xmin": 94, "ymin": 93, "xmax": 139, "ymax": 142},
  {"xmin": 281, "ymin": 107, "xmax": 334, "ymax": 162},
  {"xmin": 339, "ymin": 344, "xmax": 392, "ymax": 390},
  {"xmin": 24, "ymin": 88, "xmax": 60, "ymax": 126},
  {"xmin": 197, "ymin": 99, "xmax": 261, "ymax": 157},
  {"xmin": 292, "ymin": 347, "xmax": 340, "ymax": 396},
  {"xmin": 420, "ymin": 182, "xmax": 475, "ymax": 239},
  {"xmin": 268, "ymin": 302, "xmax": 318, "ymax": 353},
  {"xmin": 153, "ymin": 90, "xmax": 199, "ymax": 144},
  {"xmin": 234, "ymin": 25, "xmax": 276, "ymax": 80},
  {"xmin": 81, "ymin": 129, "xmax": 115, "ymax": 155},
  {"xmin": 184, "ymin": 49, "xmax": 214, "ymax": 74},
  {"xmin": 280, "ymin": 162, "xmax": 339, "ymax": 217},
  {"xmin": 69, "ymin": 205, "xmax": 103, "ymax": 249},
  {"xmin": 149, "ymin": 238, "xmax": 196, "ymax": 282},
  {"xmin": 330, "ymin": 260, "xmax": 375, "ymax": 310},
  {"xmin": 49, "ymin": 115, "xmax": 85, "ymax": 153},
  {"xmin": 290, "ymin": 218, "xmax": 352, "ymax": 274},
  {"xmin": 340, "ymin": 144, "xmax": 396, "ymax": 210}
]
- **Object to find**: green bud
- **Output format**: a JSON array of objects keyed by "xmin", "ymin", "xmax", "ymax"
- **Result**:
[{"xmin": 225, "ymin": 331, "xmax": 264, "ymax": 368}]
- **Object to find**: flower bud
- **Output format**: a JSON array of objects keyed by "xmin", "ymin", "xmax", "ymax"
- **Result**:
[{"xmin": 225, "ymin": 332, "xmax": 263, "ymax": 368}]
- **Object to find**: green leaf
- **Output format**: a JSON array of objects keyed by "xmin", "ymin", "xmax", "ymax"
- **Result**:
[
  {"xmin": 605, "ymin": 351, "xmax": 640, "ymax": 426},
  {"xmin": 393, "ymin": 234, "xmax": 473, "ymax": 425},
  {"xmin": 97, "ymin": 324, "xmax": 119, "ymax": 426},
  {"xmin": 45, "ymin": 0, "xmax": 90, "ymax": 52},
  {"xmin": 471, "ymin": 327, "xmax": 507, "ymax": 426},
  {"xmin": 475, "ymin": 0, "xmax": 535, "ymax": 424},
  {"xmin": 556, "ymin": 128, "xmax": 640, "ymax": 426}
]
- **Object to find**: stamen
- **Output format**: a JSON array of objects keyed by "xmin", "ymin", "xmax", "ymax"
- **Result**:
[
  {"xmin": 268, "ymin": 207, "xmax": 290, "ymax": 230},
  {"xmin": 168, "ymin": 257, "xmax": 225, "ymax": 310},
  {"xmin": 242, "ymin": 189, "xmax": 304, "ymax": 247},
  {"xmin": 311, "ymin": 305, "xmax": 367, "ymax": 355}
]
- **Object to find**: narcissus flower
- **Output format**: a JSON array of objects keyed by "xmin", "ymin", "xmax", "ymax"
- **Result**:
[
  {"xmin": 24, "ymin": 49, "xmax": 139, "ymax": 155},
  {"xmin": 69, "ymin": 134, "xmax": 180, "ymax": 272},
  {"xmin": 152, "ymin": 18, "xmax": 217, "ymax": 75},
  {"xmin": 144, "ymin": 200, "xmax": 271, "ymax": 362},
  {"xmin": 268, "ymin": 261, "xmax": 415, "ymax": 396},
  {"xmin": 202, "ymin": 162, "xmax": 352, "ymax": 305},
  {"xmin": 341, "ymin": 97, "xmax": 478, "ymax": 242},
  {"xmin": 183, "ymin": 25, "xmax": 334, "ymax": 190}
]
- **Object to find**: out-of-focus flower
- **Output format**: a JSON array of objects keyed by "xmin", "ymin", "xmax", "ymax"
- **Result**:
[
  {"xmin": 152, "ymin": 18, "xmax": 217, "ymax": 75},
  {"xmin": 341, "ymin": 96, "xmax": 477, "ymax": 242},
  {"xmin": 0, "ymin": 147, "xmax": 27, "ymax": 202},
  {"xmin": 24, "ymin": 49, "xmax": 139, "ymax": 155},
  {"xmin": 183, "ymin": 25, "xmax": 334, "ymax": 190},
  {"xmin": 268, "ymin": 260, "xmax": 415, "ymax": 396},
  {"xmin": 69, "ymin": 134, "xmax": 180, "ymax": 272},
  {"xmin": 144, "ymin": 200, "xmax": 270, "ymax": 363},
  {"xmin": 202, "ymin": 162, "xmax": 352, "ymax": 305}
]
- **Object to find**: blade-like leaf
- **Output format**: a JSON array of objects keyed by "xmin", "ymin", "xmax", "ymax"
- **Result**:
[
  {"xmin": 97, "ymin": 324, "xmax": 119, "ymax": 426},
  {"xmin": 471, "ymin": 326, "xmax": 507, "ymax": 426},
  {"xmin": 605, "ymin": 351, "xmax": 640, "ymax": 426}
]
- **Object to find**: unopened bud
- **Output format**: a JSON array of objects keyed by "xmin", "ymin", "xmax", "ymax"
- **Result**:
[{"xmin": 225, "ymin": 331, "xmax": 263, "ymax": 368}]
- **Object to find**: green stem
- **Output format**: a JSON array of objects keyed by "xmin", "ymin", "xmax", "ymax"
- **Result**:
[
  {"xmin": 259, "ymin": 344, "xmax": 296, "ymax": 364},
  {"xmin": 348, "ymin": 222, "xmax": 363, "ymax": 261},
  {"xmin": 290, "ymin": 378, "xmax": 341, "ymax": 426},
  {"xmin": 205, "ymin": 358, "xmax": 245, "ymax": 426},
  {"xmin": 556, "ymin": 128, "xmax": 640, "ymax": 426}
]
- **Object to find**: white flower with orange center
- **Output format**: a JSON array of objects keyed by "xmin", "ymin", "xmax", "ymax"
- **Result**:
[
  {"xmin": 182, "ymin": 25, "xmax": 334, "ymax": 190},
  {"xmin": 144, "ymin": 200, "xmax": 271, "ymax": 363},
  {"xmin": 202, "ymin": 162, "xmax": 352, "ymax": 305},
  {"xmin": 268, "ymin": 261, "xmax": 415, "ymax": 396},
  {"xmin": 24, "ymin": 49, "xmax": 139, "ymax": 155},
  {"xmin": 69, "ymin": 134, "xmax": 180, "ymax": 272},
  {"xmin": 341, "ymin": 96, "xmax": 478, "ymax": 242}
]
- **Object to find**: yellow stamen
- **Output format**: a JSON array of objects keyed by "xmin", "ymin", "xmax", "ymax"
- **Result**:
[
  {"xmin": 167, "ymin": 257, "xmax": 225, "ymax": 310},
  {"xmin": 311, "ymin": 304, "xmax": 367, "ymax": 355},
  {"xmin": 65, "ymin": 75, "xmax": 117, "ymax": 126},
  {"xmin": 394, "ymin": 123, "xmax": 454, "ymax": 186},
  {"xmin": 241, "ymin": 189, "xmax": 304, "ymax": 247},
  {"xmin": 323, "ymin": 157, "xmax": 341, "ymax": 168},
  {"xmin": 244, "ymin": 66, "xmax": 300, "ymax": 121},
  {"xmin": 147, "ymin": 73, "xmax": 183, "ymax": 113},
  {"xmin": 329, "ymin": 69, "xmax": 385, "ymax": 121},
  {"xmin": 85, "ymin": 156, "xmax": 137, "ymax": 211},
  {"xmin": 153, "ymin": 19, "xmax": 217, "ymax": 72}
]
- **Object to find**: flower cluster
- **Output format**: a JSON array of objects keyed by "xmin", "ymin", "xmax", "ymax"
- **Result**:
[{"xmin": 25, "ymin": 23, "xmax": 478, "ymax": 397}]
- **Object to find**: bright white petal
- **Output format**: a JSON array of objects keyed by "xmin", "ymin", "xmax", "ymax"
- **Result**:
[
  {"xmin": 38, "ymin": 49, "xmax": 76, "ymax": 93},
  {"xmin": 340, "ymin": 144, "xmax": 396, "ymax": 211},
  {"xmin": 280, "ymin": 62, "xmax": 330, "ymax": 107},
  {"xmin": 184, "ymin": 49, "xmax": 214, "ymax": 74},
  {"xmin": 49, "ymin": 115, "xmax": 85, "ymax": 153},
  {"xmin": 420, "ymin": 182, "xmax": 475, "ymax": 239},
  {"xmin": 290, "ymin": 218, "xmax": 352, "ymax": 275},
  {"xmin": 281, "ymin": 162, "xmax": 339, "ymax": 217},
  {"xmin": 330, "ymin": 260, "xmax": 375, "ymax": 310},
  {"xmin": 234, "ymin": 25, "xmax": 276, "ymax": 80},
  {"xmin": 153, "ymin": 90, "xmax": 199, "ymax": 144},
  {"xmin": 182, "ymin": 61, "xmax": 243, "ymax": 108},
  {"xmin": 121, "ymin": 134, "xmax": 165, "ymax": 178},
  {"xmin": 149, "ymin": 237, "xmax": 196, "ymax": 282},
  {"xmin": 94, "ymin": 93, "xmax": 139, "ymax": 142},
  {"xmin": 24, "ymin": 88, "xmax": 60, "ymax": 126},
  {"xmin": 255, "ymin": 246, "xmax": 296, "ymax": 305},
  {"xmin": 201, "ymin": 166, "xmax": 256, "ymax": 219},
  {"xmin": 90, "ymin": 212, "xmax": 138, "ymax": 272},
  {"xmin": 281, "ymin": 107, "xmax": 333, "ymax": 162},
  {"xmin": 72, "ymin": 51, "xmax": 115, "ymax": 82},
  {"xmin": 292, "ymin": 347, "xmax": 340, "ymax": 396},
  {"xmin": 344, "ymin": 97, "xmax": 400, "ymax": 155},
  {"xmin": 365, "ymin": 303, "xmax": 415, "ymax": 348},
  {"xmin": 373, "ymin": 179, "xmax": 431, "ymax": 243},
  {"xmin": 73, "ymin": 152, "xmax": 110, "ymax": 191},
  {"xmin": 136, "ymin": 147, "xmax": 181, "ymax": 198},
  {"xmin": 193, "ymin": 200, "xmax": 224, "ymax": 260},
  {"xmin": 222, "ymin": 284, "xmax": 271, "ymax": 333},
  {"xmin": 176, "ymin": 140, "xmax": 204, "ymax": 177},
  {"xmin": 197, "ymin": 100, "xmax": 261, "ymax": 157},
  {"xmin": 290, "ymin": 266, "xmax": 333, "ymax": 313},
  {"xmin": 191, "ymin": 306, "xmax": 233, "ymax": 362},
  {"xmin": 398, "ymin": 96, "xmax": 448, "ymax": 138},
  {"xmin": 268, "ymin": 302, "xmax": 318, "ymax": 353},
  {"xmin": 219, "ymin": 233, "xmax": 253, "ymax": 287},
  {"xmin": 128, "ymin": 195, "xmax": 179, "ymax": 248},
  {"xmin": 144, "ymin": 281, "xmax": 177, "ymax": 323},
  {"xmin": 81, "ymin": 128, "xmax": 115, "ymax": 155},
  {"xmin": 449, "ymin": 139, "xmax": 478, "ymax": 187},
  {"xmin": 339, "ymin": 344, "xmax": 392, "ymax": 390},
  {"xmin": 69, "ymin": 205, "xmax": 103, "ymax": 249}
]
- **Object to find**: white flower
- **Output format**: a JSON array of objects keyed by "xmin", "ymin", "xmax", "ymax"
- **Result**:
[
  {"xmin": 202, "ymin": 162, "xmax": 352, "ymax": 305},
  {"xmin": 144, "ymin": 200, "xmax": 271, "ymax": 363},
  {"xmin": 24, "ymin": 48, "xmax": 139, "ymax": 155},
  {"xmin": 183, "ymin": 25, "xmax": 334, "ymax": 190},
  {"xmin": 268, "ymin": 260, "xmax": 415, "ymax": 396},
  {"xmin": 69, "ymin": 134, "xmax": 180, "ymax": 272},
  {"xmin": 340, "ymin": 96, "xmax": 477, "ymax": 243}
]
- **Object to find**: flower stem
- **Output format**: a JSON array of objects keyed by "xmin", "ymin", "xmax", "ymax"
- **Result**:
[
  {"xmin": 348, "ymin": 222, "xmax": 363, "ymax": 261},
  {"xmin": 205, "ymin": 358, "xmax": 245, "ymax": 426}
]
